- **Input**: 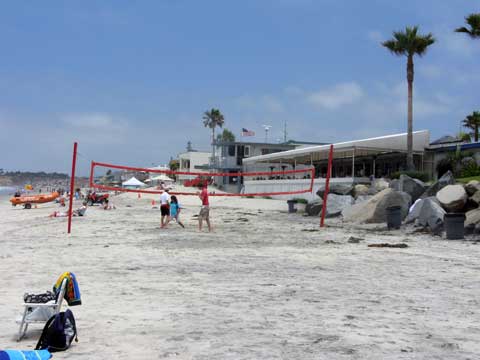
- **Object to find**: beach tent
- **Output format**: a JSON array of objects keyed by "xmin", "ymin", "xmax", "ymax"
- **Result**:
[
  {"xmin": 150, "ymin": 174, "xmax": 174, "ymax": 183},
  {"xmin": 122, "ymin": 177, "xmax": 145, "ymax": 189}
]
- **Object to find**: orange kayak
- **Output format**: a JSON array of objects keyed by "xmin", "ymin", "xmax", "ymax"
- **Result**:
[{"xmin": 10, "ymin": 191, "xmax": 60, "ymax": 206}]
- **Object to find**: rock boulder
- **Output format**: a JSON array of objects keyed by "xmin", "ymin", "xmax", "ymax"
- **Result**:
[
  {"xmin": 398, "ymin": 174, "xmax": 426, "ymax": 202},
  {"xmin": 436, "ymin": 185, "xmax": 468, "ymax": 212},
  {"xmin": 305, "ymin": 199, "xmax": 323, "ymax": 216},
  {"xmin": 354, "ymin": 184, "xmax": 369, "ymax": 197},
  {"xmin": 465, "ymin": 180, "xmax": 480, "ymax": 196},
  {"xmin": 421, "ymin": 171, "xmax": 455, "ymax": 198},
  {"xmin": 323, "ymin": 194, "xmax": 354, "ymax": 217},
  {"xmin": 405, "ymin": 197, "xmax": 445, "ymax": 234},
  {"xmin": 343, "ymin": 188, "xmax": 411, "ymax": 224}
]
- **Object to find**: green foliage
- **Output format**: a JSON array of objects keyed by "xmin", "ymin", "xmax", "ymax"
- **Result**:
[
  {"xmin": 455, "ymin": 13, "xmax": 480, "ymax": 38},
  {"xmin": 457, "ymin": 175, "xmax": 480, "ymax": 184},
  {"xmin": 382, "ymin": 26, "xmax": 435, "ymax": 57},
  {"xmin": 292, "ymin": 198, "xmax": 308, "ymax": 204},
  {"xmin": 203, "ymin": 108, "xmax": 225, "ymax": 131},
  {"xmin": 390, "ymin": 171, "xmax": 430, "ymax": 182},
  {"xmin": 457, "ymin": 131, "xmax": 471, "ymax": 142},
  {"xmin": 262, "ymin": 196, "xmax": 273, "ymax": 199},
  {"xmin": 460, "ymin": 161, "xmax": 480, "ymax": 178},
  {"xmin": 462, "ymin": 111, "xmax": 480, "ymax": 142},
  {"xmin": 169, "ymin": 159, "xmax": 179, "ymax": 172},
  {"xmin": 216, "ymin": 128, "xmax": 236, "ymax": 142}
]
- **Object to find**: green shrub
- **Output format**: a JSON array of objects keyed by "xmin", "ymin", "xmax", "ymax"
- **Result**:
[
  {"xmin": 460, "ymin": 161, "xmax": 480, "ymax": 178},
  {"xmin": 262, "ymin": 196, "xmax": 272, "ymax": 200},
  {"xmin": 292, "ymin": 198, "xmax": 308, "ymax": 204},
  {"xmin": 390, "ymin": 171, "xmax": 430, "ymax": 182}
]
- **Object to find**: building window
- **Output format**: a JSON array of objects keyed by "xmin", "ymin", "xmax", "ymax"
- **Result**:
[
  {"xmin": 228, "ymin": 145, "xmax": 235, "ymax": 156},
  {"xmin": 244, "ymin": 146, "xmax": 250, "ymax": 157}
]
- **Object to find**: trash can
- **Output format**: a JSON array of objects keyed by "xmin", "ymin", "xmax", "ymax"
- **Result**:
[
  {"xmin": 386, "ymin": 205, "xmax": 402, "ymax": 229},
  {"xmin": 287, "ymin": 200, "xmax": 297, "ymax": 213},
  {"xmin": 444, "ymin": 213, "xmax": 466, "ymax": 240}
]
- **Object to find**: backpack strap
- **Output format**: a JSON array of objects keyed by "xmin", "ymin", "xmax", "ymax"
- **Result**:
[
  {"xmin": 34, "ymin": 314, "xmax": 57, "ymax": 350},
  {"xmin": 67, "ymin": 309, "xmax": 79, "ymax": 342}
]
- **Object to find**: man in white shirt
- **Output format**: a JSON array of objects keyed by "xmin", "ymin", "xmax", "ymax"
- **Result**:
[{"xmin": 160, "ymin": 189, "xmax": 171, "ymax": 228}]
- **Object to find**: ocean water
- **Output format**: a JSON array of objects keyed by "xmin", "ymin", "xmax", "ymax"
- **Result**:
[{"xmin": 0, "ymin": 186, "xmax": 16, "ymax": 197}]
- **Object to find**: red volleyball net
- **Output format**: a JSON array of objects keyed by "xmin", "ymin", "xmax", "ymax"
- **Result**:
[{"xmin": 89, "ymin": 161, "xmax": 315, "ymax": 197}]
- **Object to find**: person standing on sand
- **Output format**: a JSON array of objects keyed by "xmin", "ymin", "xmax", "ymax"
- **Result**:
[
  {"xmin": 160, "ymin": 188, "xmax": 171, "ymax": 228},
  {"xmin": 198, "ymin": 184, "xmax": 212, "ymax": 232}
]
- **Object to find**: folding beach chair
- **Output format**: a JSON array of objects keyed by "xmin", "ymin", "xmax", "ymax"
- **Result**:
[{"xmin": 16, "ymin": 278, "xmax": 67, "ymax": 341}]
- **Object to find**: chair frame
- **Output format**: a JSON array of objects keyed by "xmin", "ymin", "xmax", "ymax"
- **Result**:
[{"xmin": 17, "ymin": 278, "xmax": 67, "ymax": 341}]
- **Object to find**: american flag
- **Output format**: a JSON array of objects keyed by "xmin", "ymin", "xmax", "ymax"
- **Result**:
[{"xmin": 242, "ymin": 128, "xmax": 255, "ymax": 136}]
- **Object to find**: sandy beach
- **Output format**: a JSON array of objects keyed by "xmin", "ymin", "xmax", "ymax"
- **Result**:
[{"xmin": 1, "ymin": 191, "xmax": 480, "ymax": 359}]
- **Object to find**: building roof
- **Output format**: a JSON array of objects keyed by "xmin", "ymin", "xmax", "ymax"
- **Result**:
[
  {"xmin": 243, "ymin": 130, "xmax": 430, "ymax": 164},
  {"xmin": 214, "ymin": 140, "xmax": 295, "ymax": 147},
  {"xmin": 430, "ymin": 135, "xmax": 462, "ymax": 145}
]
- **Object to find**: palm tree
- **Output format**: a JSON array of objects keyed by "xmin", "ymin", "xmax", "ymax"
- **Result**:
[
  {"xmin": 202, "ymin": 108, "xmax": 225, "ymax": 168},
  {"xmin": 455, "ymin": 13, "xmax": 480, "ymax": 38},
  {"xmin": 462, "ymin": 111, "xmax": 480, "ymax": 142},
  {"xmin": 382, "ymin": 26, "xmax": 435, "ymax": 171}
]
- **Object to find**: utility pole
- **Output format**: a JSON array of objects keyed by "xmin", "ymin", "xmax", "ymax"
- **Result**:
[
  {"xmin": 283, "ymin": 120, "xmax": 287, "ymax": 143},
  {"xmin": 262, "ymin": 125, "xmax": 272, "ymax": 143}
]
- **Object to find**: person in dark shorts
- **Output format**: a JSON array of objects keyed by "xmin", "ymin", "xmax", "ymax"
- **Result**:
[{"xmin": 160, "ymin": 188, "xmax": 171, "ymax": 228}]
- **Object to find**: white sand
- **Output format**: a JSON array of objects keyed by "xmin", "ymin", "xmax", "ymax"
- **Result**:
[{"xmin": 1, "ymin": 190, "xmax": 480, "ymax": 359}]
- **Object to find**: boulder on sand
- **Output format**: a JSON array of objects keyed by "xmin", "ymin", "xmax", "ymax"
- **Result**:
[
  {"xmin": 405, "ymin": 197, "xmax": 445, "ymax": 234},
  {"xmin": 354, "ymin": 184, "xmax": 369, "ymax": 197},
  {"xmin": 398, "ymin": 174, "xmax": 426, "ymax": 202},
  {"xmin": 316, "ymin": 183, "xmax": 353, "ymax": 197},
  {"xmin": 421, "ymin": 170, "xmax": 455, "ymax": 198},
  {"xmin": 374, "ymin": 178, "xmax": 389, "ymax": 192},
  {"xmin": 465, "ymin": 208, "xmax": 480, "ymax": 233},
  {"xmin": 343, "ymin": 188, "xmax": 411, "ymax": 224},
  {"xmin": 465, "ymin": 180, "xmax": 480, "ymax": 196},
  {"xmin": 323, "ymin": 194, "xmax": 354, "ymax": 217},
  {"xmin": 470, "ymin": 191, "xmax": 480, "ymax": 206},
  {"xmin": 436, "ymin": 185, "xmax": 467, "ymax": 212},
  {"xmin": 305, "ymin": 199, "xmax": 323, "ymax": 216}
]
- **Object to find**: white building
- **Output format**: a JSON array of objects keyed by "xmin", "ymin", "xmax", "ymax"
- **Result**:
[
  {"xmin": 178, "ymin": 150, "xmax": 211, "ymax": 182},
  {"xmin": 242, "ymin": 130, "xmax": 430, "ymax": 200}
]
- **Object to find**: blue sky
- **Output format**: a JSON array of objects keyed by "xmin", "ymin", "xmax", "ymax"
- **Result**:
[{"xmin": 0, "ymin": 1, "xmax": 478, "ymax": 174}]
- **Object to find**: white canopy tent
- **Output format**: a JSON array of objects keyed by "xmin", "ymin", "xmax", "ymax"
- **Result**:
[{"xmin": 122, "ymin": 177, "xmax": 146, "ymax": 188}]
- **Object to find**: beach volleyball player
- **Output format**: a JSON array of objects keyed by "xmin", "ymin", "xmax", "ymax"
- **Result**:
[{"xmin": 198, "ymin": 184, "xmax": 212, "ymax": 232}]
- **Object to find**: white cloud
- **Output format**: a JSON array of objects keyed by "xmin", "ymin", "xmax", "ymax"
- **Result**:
[{"xmin": 307, "ymin": 82, "xmax": 364, "ymax": 110}]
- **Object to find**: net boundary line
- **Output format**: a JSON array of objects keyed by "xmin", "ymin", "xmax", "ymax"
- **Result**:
[{"xmin": 90, "ymin": 161, "xmax": 315, "ymax": 197}]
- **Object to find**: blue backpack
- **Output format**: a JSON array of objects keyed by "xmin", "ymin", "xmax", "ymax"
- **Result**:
[{"xmin": 35, "ymin": 309, "xmax": 78, "ymax": 352}]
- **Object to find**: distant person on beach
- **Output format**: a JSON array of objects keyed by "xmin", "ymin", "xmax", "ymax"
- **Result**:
[
  {"xmin": 49, "ymin": 201, "xmax": 87, "ymax": 218},
  {"xmin": 103, "ymin": 199, "xmax": 116, "ymax": 210},
  {"xmin": 160, "ymin": 188, "xmax": 171, "ymax": 228},
  {"xmin": 197, "ymin": 185, "xmax": 211, "ymax": 232},
  {"xmin": 169, "ymin": 195, "xmax": 185, "ymax": 228}
]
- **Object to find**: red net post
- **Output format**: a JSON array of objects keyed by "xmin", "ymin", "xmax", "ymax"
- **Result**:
[{"xmin": 67, "ymin": 142, "xmax": 78, "ymax": 234}]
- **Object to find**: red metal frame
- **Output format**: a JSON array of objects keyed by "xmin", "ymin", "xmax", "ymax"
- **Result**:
[
  {"xmin": 67, "ymin": 142, "xmax": 78, "ymax": 234},
  {"xmin": 90, "ymin": 161, "xmax": 316, "ymax": 197}
]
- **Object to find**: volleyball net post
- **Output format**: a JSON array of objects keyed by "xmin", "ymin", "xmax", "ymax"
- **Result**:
[{"xmin": 67, "ymin": 142, "xmax": 78, "ymax": 234}]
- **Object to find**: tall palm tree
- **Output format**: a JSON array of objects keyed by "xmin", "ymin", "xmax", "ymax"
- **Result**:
[
  {"xmin": 202, "ymin": 108, "xmax": 225, "ymax": 168},
  {"xmin": 462, "ymin": 111, "xmax": 480, "ymax": 142},
  {"xmin": 455, "ymin": 13, "xmax": 480, "ymax": 38},
  {"xmin": 382, "ymin": 26, "xmax": 435, "ymax": 171}
]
